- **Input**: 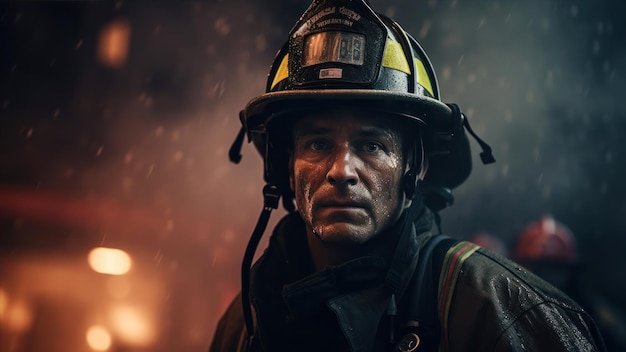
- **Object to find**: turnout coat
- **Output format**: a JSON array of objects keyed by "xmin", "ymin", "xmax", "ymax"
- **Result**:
[{"xmin": 210, "ymin": 212, "xmax": 605, "ymax": 352}]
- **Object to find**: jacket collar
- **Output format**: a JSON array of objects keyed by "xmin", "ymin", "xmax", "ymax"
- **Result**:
[{"xmin": 249, "ymin": 211, "xmax": 432, "ymax": 351}]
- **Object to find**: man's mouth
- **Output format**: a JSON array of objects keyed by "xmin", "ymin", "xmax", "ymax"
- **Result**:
[{"xmin": 316, "ymin": 199, "xmax": 367, "ymax": 209}]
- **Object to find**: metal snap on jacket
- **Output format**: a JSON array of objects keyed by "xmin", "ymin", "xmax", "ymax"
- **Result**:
[{"xmin": 396, "ymin": 332, "xmax": 421, "ymax": 351}]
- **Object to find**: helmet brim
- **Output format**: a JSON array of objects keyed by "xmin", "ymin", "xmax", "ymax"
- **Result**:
[{"xmin": 242, "ymin": 89, "xmax": 454, "ymax": 132}]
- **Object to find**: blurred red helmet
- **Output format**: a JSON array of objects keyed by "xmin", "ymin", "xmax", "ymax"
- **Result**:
[{"xmin": 514, "ymin": 215, "xmax": 578, "ymax": 264}]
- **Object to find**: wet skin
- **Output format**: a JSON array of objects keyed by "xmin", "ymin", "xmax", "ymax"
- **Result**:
[{"xmin": 290, "ymin": 110, "xmax": 409, "ymax": 247}]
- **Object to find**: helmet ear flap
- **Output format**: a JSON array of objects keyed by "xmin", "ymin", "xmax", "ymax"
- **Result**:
[
  {"xmin": 264, "ymin": 121, "xmax": 297, "ymax": 212},
  {"xmin": 403, "ymin": 134, "xmax": 425, "ymax": 200},
  {"xmin": 403, "ymin": 169, "xmax": 417, "ymax": 200}
]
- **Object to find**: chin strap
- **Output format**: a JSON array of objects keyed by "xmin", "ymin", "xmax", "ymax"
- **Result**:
[
  {"xmin": 446, "ymin": 103, "xmax": 496, "ymax": 165},
  {"xmin": 229, "ymin": 126, "xmax": 246, "ymax": 164},
  {"xmin": 241, "ymin": 184, "xmax": 281, "ymax": 345},
  {"xmin": 463, "ymin": 113, "xmax": 496, "ymax": 165}
]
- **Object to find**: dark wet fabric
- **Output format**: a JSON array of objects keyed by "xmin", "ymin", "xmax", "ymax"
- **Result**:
[
  {"xmin": 210, "ymin": 211, "xmax": 605, "ymax": 352},
  {"xmin": 444, "ymin": 248, "xmax": 605, "ymax": 351}
]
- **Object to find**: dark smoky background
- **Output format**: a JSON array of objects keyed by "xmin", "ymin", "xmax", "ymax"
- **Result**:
[{"xmin": 0, "ymin": 0, "xmax": 624, "ymax": 351}]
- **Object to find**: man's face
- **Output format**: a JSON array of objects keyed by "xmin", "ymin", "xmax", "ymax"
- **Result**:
[{"xmin": 290, "ymin": 110, "xmax": 409, "ymax": 245}]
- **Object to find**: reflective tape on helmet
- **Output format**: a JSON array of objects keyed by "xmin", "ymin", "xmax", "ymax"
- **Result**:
[
  {"xmin": 270, "ymin": 53, "xmax": 289, "ymax": 90},
  {"xmin": 377, "ymin": 39, "xmax": 435, "ymax": 96},
  {"xmin": 414, "ymin": 58, "xmax": 434, "ymax": 97},
  {"xmin": 381, "ymin": 39, "xmax": 410, "ymax": 74}
]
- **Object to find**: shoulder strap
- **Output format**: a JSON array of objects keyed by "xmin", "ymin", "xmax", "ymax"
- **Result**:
[
  {"xmin": 396, "ymin": 235, "xmax": 457, "ymax": 351},
  {"xmin": 409, "ymin": 235, "xmax": 455, "ymax": 324},
  {"xmin": 397, "ymin": 237, "xmax": 480, "ymax": 352},
  {"xmin": 437, "ymin": 241, "xmax": 480, "ymax": 352}
]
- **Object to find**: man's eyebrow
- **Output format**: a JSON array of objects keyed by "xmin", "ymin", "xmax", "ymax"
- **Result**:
[
  {"xmin": 357, "ymin": 125, "xmax": 397, "ymax": 139},
  {"xmin": 294, "ymin": 126, "xmax": 332, "ymax": 137}
]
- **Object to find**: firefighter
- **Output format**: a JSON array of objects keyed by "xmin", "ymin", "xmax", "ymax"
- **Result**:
[
  {"xmin": 515, "ymin": 215, "xmax": 626, "ymax": 351},
  {"xmin": 210, "ymin": 0, "xmax": 606, "ymax": 350},
  {"xmin": 514, "ymin": 215, "xmax": 579, "ymax": 288}
]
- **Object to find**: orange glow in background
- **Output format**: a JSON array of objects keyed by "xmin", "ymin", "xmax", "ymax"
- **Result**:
[
  {"xmin": 86, "ymin": 326, "xmax": 112, "ymax": 351},
  {"xmin": 1, "ymin": 1, "xmax": 625, "ymax": 351},
  {"xmin": 97, "ymin": 18, "xmax": 131, "ymax": 69},
  {"xmin": 88, "ymin": 247, "xmax": 132, "ymax": 276}
]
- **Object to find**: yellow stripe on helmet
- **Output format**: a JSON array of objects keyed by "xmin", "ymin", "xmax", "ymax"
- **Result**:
[
  {"xmin": 382, "ymin": 39, "xmax": 434, "ymax": 97},
  {"xmin": 414, "ymin": 58, "xmax": 434, "ymax": 97},
  {"xmin": 270, "ymin": 53, "xmax": 289, "ymax": 90},
  {"xmin": 382, "ymin": 39, "xmax": 411, "ymax": 74}
]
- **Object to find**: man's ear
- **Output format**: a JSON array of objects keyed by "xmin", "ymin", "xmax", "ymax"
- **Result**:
[
  {"xmin": 403, "ymin": 145, "xmax": 428, "ymax": 179},
  {"xmin": 418, "ymin": 155, "xmax": 429, "ymax": 180},
  {"xmin": 288, "ymin": 151, "xmax": 295, "ymax": 192}
]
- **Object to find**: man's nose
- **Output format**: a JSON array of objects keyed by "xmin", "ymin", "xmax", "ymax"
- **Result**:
[{"xmin": 326, "ymin": 145, "xmax": 359, "ymax": 186}]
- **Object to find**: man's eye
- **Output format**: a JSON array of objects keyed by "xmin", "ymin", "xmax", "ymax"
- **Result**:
[
  {"xmin": 309, "ymin": 140, "xmax": 327, "ymax": 151},
  {"xmin": 362, "ymin": 142, "xmax": 383, "ymax": 153}
]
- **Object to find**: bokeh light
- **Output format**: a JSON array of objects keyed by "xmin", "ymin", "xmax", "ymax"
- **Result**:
[
  {"xmin": 97, "ymin": 18, "xmax": 131, "ymax": 68},
  {"xmin": 1, "ymin": 298, "xmax": 33, "ymax": 332},
  {"xmin": 88, "ymin": 247, "xmax": 132, "ymax": 276},
  {"xmin": 110, "ymin": 305, "xmax": 154, "ymax": 346},
  {"xmin": 86, "ymin": 325, "xmax": 112, "ymax": 351}
]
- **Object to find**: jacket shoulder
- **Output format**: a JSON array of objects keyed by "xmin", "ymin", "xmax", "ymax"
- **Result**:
[
  {"xmin": 461, "ymin": 247, "xmax": 584, "ymax": 309},
  {"xmin": 441, "ymin": 244, "xmax": 605, "ymax": 351},
  {"xmin": 209, "ymin": 293, "xmax": 247, "ymax": 352}
]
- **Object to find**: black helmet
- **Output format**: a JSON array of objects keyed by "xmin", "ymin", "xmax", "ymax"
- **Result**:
[{"xmin": 231, "ymin": 0, "xmax": 494, "ymax": 212}]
